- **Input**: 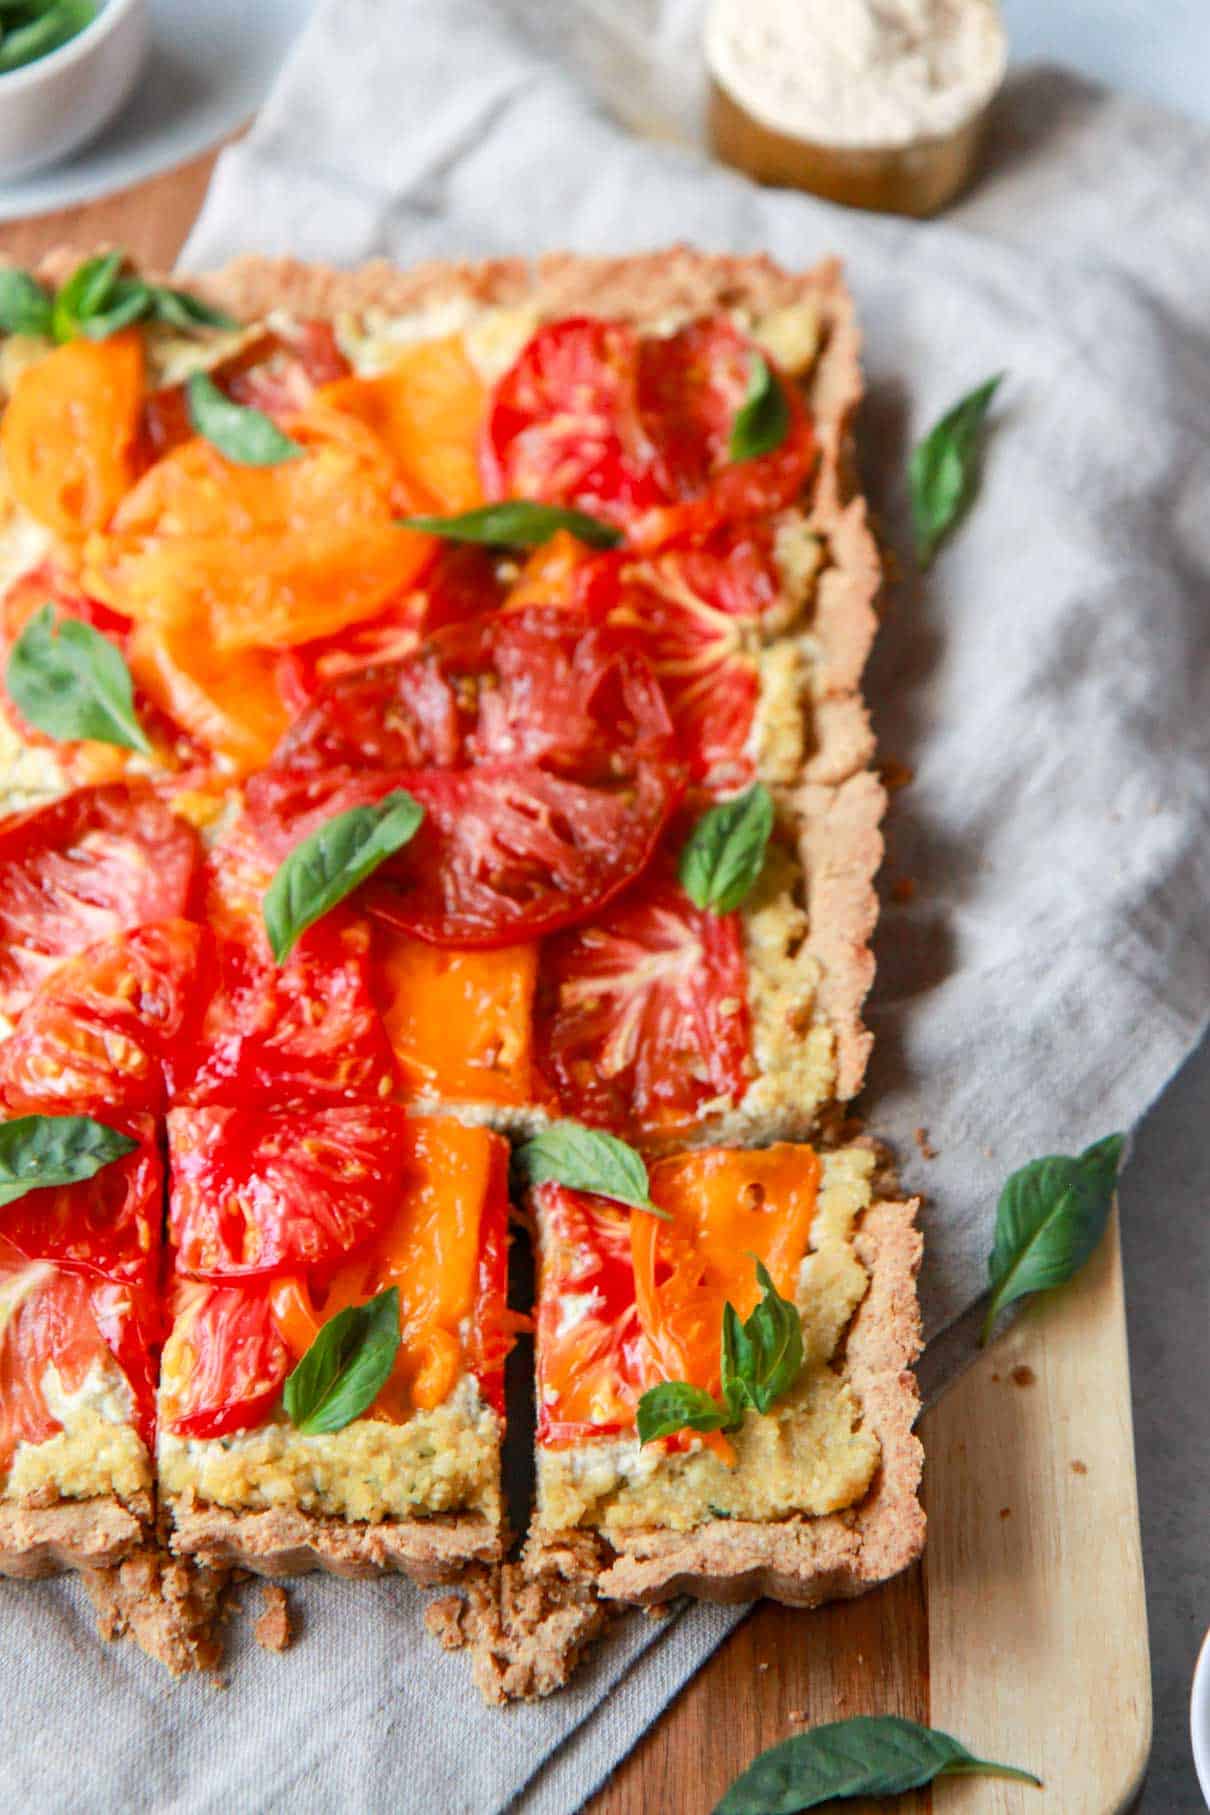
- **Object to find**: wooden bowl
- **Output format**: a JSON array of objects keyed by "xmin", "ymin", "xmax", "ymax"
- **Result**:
[{"xmin": 708, "ymin": 75, "xmax": 989, "ymax": 218}]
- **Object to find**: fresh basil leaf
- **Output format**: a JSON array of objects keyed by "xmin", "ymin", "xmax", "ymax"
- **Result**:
[
  {"xmin": 0, "ymin": 267, "xmax": 52, "ymax": 338},
  {"xmin": 146, "ymin": 287, "xmax": 239, "ymax": 332},
  {"xmin": 77, "ymin": 277, "xmax": 157, "ymax": 340},
  {"xmin": 715, "ymin": 1715, "xmax": 1041, "ymax": 1813},
  {"xmin": 981, "ymin": 1133, "xmax": 1124, "ymax": 1345},
  {"xmin": 721, "ymin": 1259, "xmax": 803, "ymax": 1416},
  {"xmin": 679, "ymin": 783, "xmax": 774, "ymax": 914},
  {"xmin": 397, "ymin": 501, "xmax": 622, "ymax": 551},
  {"xmin": 0, "ymin": 0, "xmax": 95, "ymax": 76},
  {"xmin": 515, "ymin": 1121, "xmax": 667, "ymax": 1217},
  {"xmin": 636, "ymin": 1381, "xmax": 731, "ymax": 1446},
  {"xmin": 282, "ymin": 1287, "xmax": 401, "ymax": 1435},
  {"xmin": 6, "ymin": 604, "xmax": 151, "ymax": 754},
  {"xmin": 263, "ymin": 789, "xmax": 424, "ymax": 965},
  {"xmin": 909, "ymin": 372, "xmax": 1004, "ymax": 568},
  {"xmin": 51, "ymin": 249, "xmax": 123, "ymax": 344},
  {"xmin": 728, "ymin": 352, "xmax": 790, "ymax": 464},
  {"xmin": 0, "ymin": 1114, "xmax": 138, "ymax": 1208},
  {"xmin": 186, "ymin": 370, "xmax": 302, "ymax": 466}
]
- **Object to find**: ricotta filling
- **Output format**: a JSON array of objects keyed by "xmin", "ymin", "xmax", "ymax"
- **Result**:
[{"xmin": 4, "ymin": 1357, "xmax": 149, "ymax": 1505}]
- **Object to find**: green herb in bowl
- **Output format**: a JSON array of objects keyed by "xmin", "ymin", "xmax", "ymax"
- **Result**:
[{"xmin": 0, "ymin": 0, "xmax": 97, "ymax": 76}]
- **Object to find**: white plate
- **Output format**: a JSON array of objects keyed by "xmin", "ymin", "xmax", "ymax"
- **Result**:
[
  {"xmin": 1191, "ymin": 1626, "xmax": 1210, "ymax": 1807},
  {"xmin": 0, "ymin": 0, "xmax": 316, "ymax": 223}
]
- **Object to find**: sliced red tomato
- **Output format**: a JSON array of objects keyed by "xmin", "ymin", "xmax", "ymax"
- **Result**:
[
  {"xmin": 483, "ymin": 315, "xmax": 814, "ymax": 546},
  {"xmin": 464, "ymin": 1153, "xmax": 514, "ymax": 1418},
  {"xmin": 535, "ymin": 877, "xmax": 752, "ymax": 1138},
  {"xmin": 481, "ymin": 318, "xmax": 665, "ymax": 530},
  {"xmin": 0, "ymin": 1114, "xmax": 161, "ymax": 1290},
  {"xmin": 173, "ymin": 828, "xmax": 397, "ymax": 1109},
  {"xmin": 272, "ymin": 608, "xmax": 675, "ymax": 783},
  {"xmin": 247, "ymin": 758, "xmax": 682, "ymax": 949},
  {"xmin": 279, "ymin": 543, "xmax": 506, "ymax": 710},
  {"xmin": 0, "ymin": 920, "xmax": 205, "ymax": 1116},
  {"xmin": 534, "ymin": 1181, "xmax": 649, "ymax": 1444},
  {"xmin": 160, "ymin": 1279, "xmax": 289, "ymax": 1441},
  {"xmin": 142, "ymin": 321, "xmax": 352, "ymax": 456},
  {"xmin": 1, "ymin": 562, "xmax": 134, "ymax": 655},
  {"xmin": 0, "ymin": 785, "xmax": 201, "ymax": 1023},
  {"xmin": 0, "ymin": 1247, "xmax": 158, "ymax": 1467},
  {"xmin": 600, "ymin": 528, "xmax": 781, "ymax": 783},
  {"xmin": 167, "ymin": 1102, "xmax": 409, "ymax": 1280}
]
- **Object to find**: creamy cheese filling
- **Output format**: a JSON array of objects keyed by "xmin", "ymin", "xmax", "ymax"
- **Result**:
[
  {"xmin": 4, "ymin": 1357, "xmax": 150, "ymax": 1505},
  {"xmin": 156, "ymin": 1374, "xmax": 501, "ymax": 1526},
  {"xmin": 537, "ymin": 1146, "xmax": 879, "ymax": 1534}
]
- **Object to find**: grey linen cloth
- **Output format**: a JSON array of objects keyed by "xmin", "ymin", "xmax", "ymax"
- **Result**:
[{"xmin": 4, "ymin": 5, "xmax": 1210, "ymax": 1809}]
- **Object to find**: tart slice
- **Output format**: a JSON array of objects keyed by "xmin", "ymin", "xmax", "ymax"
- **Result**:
[
  {"xmin": 158, "ymin": 1107, "xmax": 515, "ymax": 1582},
  {"xmin": 0, "ymin": 1113, "xmax": 163, "ymax": 1576},
  {"xmin": 529, "ymin": 1140, "xmax": 923, "ymax": 1606}
]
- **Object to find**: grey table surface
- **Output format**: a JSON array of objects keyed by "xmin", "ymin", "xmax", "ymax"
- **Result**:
[{"xmin": 1002, "ymin": 9, "xmax": 1210, "ymax": 1811}]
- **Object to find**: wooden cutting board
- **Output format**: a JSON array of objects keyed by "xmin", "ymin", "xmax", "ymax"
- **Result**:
[{"xmin": 0, "ymin": 148, "xmax": 1152, "ymax": 1815}]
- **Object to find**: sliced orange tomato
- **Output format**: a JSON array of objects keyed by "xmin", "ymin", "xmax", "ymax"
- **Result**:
[
  {"xmin": 84, "ymin": 407, "xmax": 435, "ymax": 651},
  {"xmin": 127, "ymin": 622, "xmax": 290, "ymax": 775},
  {"xmin": 500, "ymin": 530, "xmax": 598, "ymax": 614},
  {"xmin": 1, "ymin": 333, "xmax": 145, "ymax": 538},
  {"xmin": 320, "ymin": 335, "xmax": 485, "ymax": 514},
  {"xmin": 372, "ymin": 929, "xmax": 539, "ymax": 1108},
  {"xmin": 631, "ymin": 1144, "xmax": 821, "ymax": 1399},
  {"xmin": 266, "ymin": 1117, "xmax": 514, "ymax": 1419}
]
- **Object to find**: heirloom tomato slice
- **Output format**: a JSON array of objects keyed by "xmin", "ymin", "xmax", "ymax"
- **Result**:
[
  {"xmin": 247, "ymin": 758, "xmax": 681, "ymax": 949},
  {"xmin": 272, "ymin": 607, "xmax": 674, "ymax": 781},
  {"xmin": 320, "ymin": 334, "xmax": 486, "ymax": 514},
  {"xmin": 534, "ymin": 1182, "xmax": 649, "ymax": 1444},
  {"xmin": 160, "ymin": 1279, "xmax": 289, "ymax": 1441},
  {"xmin": 372, "ymin": 930, "xmax": 539, "ymax": 1109},
  {"xmin": 175, "ymin": 826, "xmax": 397, "ymax": 1109},
  {"xmin": 535, "ymin": 877, "xmax": 751, "ymax": 1138},
  {"xmin": 167, "ymin": 1102, "xmax": 408, "ymax": 1280},
  {"xmin": 1, "ymin": 333, "xmax": 144, "ymax": 538},
  {"xmin": 0, "ymin": 1245, "xmax": 159, "ymax": 1466},
  {"xmin": 0, "ymin": 1114, "xmax": 161, "ymax": 1290},
  {"xmin": 0, "ymin": 919, "xmax": 205, "ymax": 1115},
  {"xmin": 483, "ymin": 315, "xmax": 813, "ymax": 546},
  {"xmin": 143, "ymin": 321, "xmax": 352, "ymax": 455},
  {"xmin": 602, "ymin": 527, "xmax": 781, "ymax": 782},
  {"xmin": 630, "ymin": 1145, "xmax": 821, "ymax": 1398},
  {"xmin": 0, "ymin": 784, "xmax": 200, "ymax": 1022}
]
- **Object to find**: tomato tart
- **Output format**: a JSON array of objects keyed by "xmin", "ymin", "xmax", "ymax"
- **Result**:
[{"xmin": 0, "ymin": 245, "xmax": 920, "ymax": 1692}]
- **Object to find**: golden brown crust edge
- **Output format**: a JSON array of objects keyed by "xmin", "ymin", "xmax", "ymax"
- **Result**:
[
  {"xmin": 166, "ymin": 1501, "xmax": 504, "ymax": 1585},
  {"xmin": 546, "ymin": 1196, "xmax": 923, "ymax": 1609},
  {"xmin": 0, "ymin": 1492, "xmax": 151, "ymax": 1579}
]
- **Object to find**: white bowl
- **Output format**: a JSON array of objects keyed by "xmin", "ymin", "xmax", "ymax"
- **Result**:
[
  {"xmin": 0, "ymin": 0, "xmax": 149, "ymax": 182},
  {"xmin": 1190, "ymin": 1625, "xmax": 1210, "ymax": 1807}
]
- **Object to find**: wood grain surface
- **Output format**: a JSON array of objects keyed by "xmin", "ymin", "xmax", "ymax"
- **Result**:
[{"xmin": 0, "ymin": 145, "xmax": 1153, "ymax": 1815}]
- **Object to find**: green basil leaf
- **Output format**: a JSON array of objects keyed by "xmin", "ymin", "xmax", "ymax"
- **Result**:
[
  {"xmin": 263, "ymin": 789, "xmax": 424, "ymax": 965},
  {"xmin": 186, "ymin": 370, "xmax": 303, "ymax": 466},
  {"xmin": 146, "ymin": 287, "xmax": 239, "ymax": 333},
  {"xmin": 981, "ymin": 1133, "xmax": 1124, "ymax": 1345},
  {"xmin": 909, "ymin": 372, "xmax": 1004, "ymax": 568},
  {"xmin": 397, "ymin": 501, "xmax": 622, "ymax": 551},
  {"xmin": 728, "ymin": 353, "xmax": 790, "ymax": 464},
  {"xmin": 6, "ymin": 604, "xmax": 151, "ymax": 753},
  {"xmin": 679, "ymin": 783, "xmax": 774, "ymax": 914},
  {"xmin": 77, "ymin": 277, "xmax": 157, "ymax": 340},
  {"xmin": 714, "ymin": 1715, "xmax": 1041, "ymax": 1812},
  {"xmin": 282, "ymin": 1287, "xmax": 401, "ymax": 1435},
  {"xmin": 0, "ymin": 1114, "xmax": 138, "ymax": 1208},
  {"xmin": 0, "ymin": 267, "xmax": 52, "ymax": 338},
  {"xmin": 636, "ymin": 1381, "xmax": 731, "ymax": 1446},
  {"xmin": 721, "ymin": 1259, "xmax": 804, "ymax": 1416},
  {"xmin": 515, "ymin": 1120, "xmax": 668, "ymax": 1217},
  {"xmin": 0, "ymin": 0, "xmax": 95, "ymax": 76},
  {"xmin": 51, "ymin": 249, "xmax": 123, "ymax": 344}
]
